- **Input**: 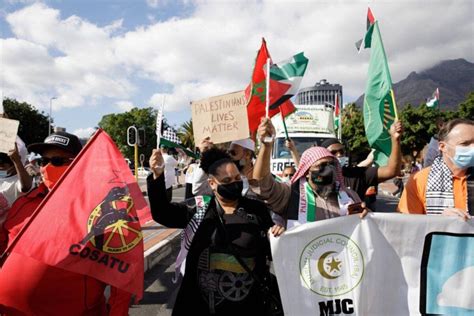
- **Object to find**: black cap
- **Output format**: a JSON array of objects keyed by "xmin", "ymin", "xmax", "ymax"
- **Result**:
[
  {"xmin": 28, "ymin": 131, "xmax": 83, "ymax": 156},
  {"xmin": 320, "ymin": 138, "xmax": 341, "ymax": 148}
]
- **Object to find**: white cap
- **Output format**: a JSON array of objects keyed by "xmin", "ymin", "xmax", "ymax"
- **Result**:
[{"xmin": 230, "ymin": 138, "xmax": 255, "ymax": 152}]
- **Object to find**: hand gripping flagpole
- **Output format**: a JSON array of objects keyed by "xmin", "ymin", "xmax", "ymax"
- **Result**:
[{"xmin": 264, "ymin": 58, "xmax": 274, "ymax": 143}]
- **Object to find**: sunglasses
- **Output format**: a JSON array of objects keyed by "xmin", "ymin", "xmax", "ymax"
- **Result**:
[
  {"xmin": 311, "ymin": 161, "xmax": 335, "ymax": 171},
  {"xmin": 329, "ymin": 149, "xmax": 345, "ymax": 156},
  {"xmin": 38, "ymin": 157, "xmax": 74, "ymax": 167}
]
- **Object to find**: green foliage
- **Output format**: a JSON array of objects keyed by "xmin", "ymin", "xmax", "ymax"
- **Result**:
[
  {"xmin": 98, "ymin": 107, "xmax": 172, "ymax": 162},
  {"xmin": 399, "ymin": 104, "xmax": 442, "ymax": 157},
  {"xmin": 456, "ymin": 92, "xmax": 474, "ymax": 120},
  {"xmin": 177, "ymin": 119, "xmax": 194, "ymax": 150},
  {"xmin": 3, "ymin": 98, "xmax": 50, "ymax": 145},
  {"xmin": 341, "ymin": 103, "xmax": 370, "ymax": 160}
]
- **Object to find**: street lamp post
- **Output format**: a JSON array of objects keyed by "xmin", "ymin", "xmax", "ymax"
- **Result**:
[{"xmin": 49, "ymin": 97, "xmax": 57, "ymax": 136}]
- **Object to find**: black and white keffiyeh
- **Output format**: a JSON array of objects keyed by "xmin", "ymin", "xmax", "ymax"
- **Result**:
[{"xmin": 426, "ymin": 156, "xmax": 454, "ymax": 214}]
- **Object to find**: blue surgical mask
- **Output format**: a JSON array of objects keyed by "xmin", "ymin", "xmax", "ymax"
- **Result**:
[
  {"xmin": 0, "ymin": 170, "xmax": 7, "ymax": 178},
  {"xmin": 451, "ymin": 145, "xmax": 474, "ymax": 169},
  {"xmin": 337, "ymin": 156, "xmax": 349, "ymax": 167}
]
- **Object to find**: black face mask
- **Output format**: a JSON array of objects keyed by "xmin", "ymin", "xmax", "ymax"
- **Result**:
[
  {"xmin": 216, "ymin": 180, "xmax": 243, "ymax": 201},
  {"xmin": 310, "ymin": 164, "xmax": 336, "ymax": 186}
]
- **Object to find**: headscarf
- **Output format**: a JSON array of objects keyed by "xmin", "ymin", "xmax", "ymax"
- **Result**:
[{"xmin": 290, "ymin": 146, "xmax": 344, "ymax": 188}]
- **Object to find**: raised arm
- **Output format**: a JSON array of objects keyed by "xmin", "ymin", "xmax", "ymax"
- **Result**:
[
  {"xmin": 9, "ymin": 144, "xmax": 32, "ymax": 192},
  {"xmin": 285, "ymin": 139, "xmax": 300, "ymax": 168},
  {"xmin": 147, "ymin": 149, "xmax": 193, "ymax": 228},
  {"xmin": 253, "ymin": 118, "xmax": 275, "ymax": 181},
  {"xmin": 377, "ymin": 120, "xmax": 403, "ymax": 182}
]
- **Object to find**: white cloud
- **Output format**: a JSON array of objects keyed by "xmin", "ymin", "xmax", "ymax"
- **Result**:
[
  {"xmin": 146, "ymin": 0, "xmax": 160, "ymax": 8},
  {"xmin": 116, "ymin": 100, "xmax": 134, "ymax": 112},
  {"xmin": 1, "ymin": 0, "xmax": 473, "ymax": 129},
  {"xmin": 437, "ymin": 266, "xmax": 474, "ymax": 310},
  {"xmin": 72, "ymin": 127, "xmax": 96, "ymax": 139}
]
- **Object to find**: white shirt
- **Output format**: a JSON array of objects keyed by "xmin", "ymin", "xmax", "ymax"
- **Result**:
[
  {"xmin": 185, "ymin": 163, "xmax": 197, "ymax": 184},
  {"xmin": 163, "ymin": 153, "xmax": 178, "ymax": 189},
  {"xmin": 0, "ymin": 174, "xmax": 23, "ymax": 224}
]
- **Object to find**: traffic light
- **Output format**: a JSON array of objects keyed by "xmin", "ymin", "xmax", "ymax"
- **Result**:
[
  {"xmin": 127, "ymin": 126, "xmax": 137, "ymax": 146},
  {"xmin": 138, "ymin": 128, "xmax": 146, "ymax": 147}
]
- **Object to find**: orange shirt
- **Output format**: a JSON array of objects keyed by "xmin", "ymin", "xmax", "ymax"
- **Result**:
[{"xmin": 397, "ymin": 166, "xmax": 468, "ymax": 214}]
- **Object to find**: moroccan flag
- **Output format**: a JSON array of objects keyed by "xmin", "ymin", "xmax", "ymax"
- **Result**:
[
  {"xmin": 245, "ymin": 38, "xmax": 296, "ymax": 133},
  {"xmin": 363, "ymin": 21, "xmax": 397, "ymax": 166},
  {"xmin": 8, "ymin": 129, "xmax": 150, "ymax": 299},
  {"xmin": 426, "ymin": 88, "xmax": 440, "ymax": 108},
  {"xmin": 334, "ymin": 93, "xmax": 340, "ymax": 130},
  {"xmin": 355, "ymin": 7, "xmax": 377, "ymax": 52},
  {"xmin": 268, "ymin": 52, "xmax": 309, "ymax": 110}
]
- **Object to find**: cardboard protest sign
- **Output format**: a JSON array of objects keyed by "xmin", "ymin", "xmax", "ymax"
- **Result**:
[
  {"xmin": 191, "ymin": 91, "xmax": 249, "ymax": 144},
  {"xmin": 0, "ymin": 117, "xmax": 20, "ymax": 154}
]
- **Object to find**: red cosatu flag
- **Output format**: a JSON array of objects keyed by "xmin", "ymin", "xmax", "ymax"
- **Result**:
[
  {"xmin": 9, "ymin": 129, "xmax": 150, "ymax": 299},
  {"xmin": 245, "ymin": 38, "xmax": 296, "ymax": 133}
]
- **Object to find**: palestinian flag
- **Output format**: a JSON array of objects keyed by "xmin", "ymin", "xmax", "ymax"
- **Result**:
[
  {"xmin": 161, "ymin": 129, "xmax": 198, "ymax": 159},
  {"xmin": 426, "ymin": 88, "xmax": 440, "ymax": 108},
  {"xmin": 355, "ymin": 7, "xmax": 377, "ymax": 52},
  {"xmin": 245, "ymin": 38, "xmax": 296, "ymax": 134},
  {"xmin": 268, "ymin": 52, "xmax": 309, "ymax": 110},
  {"xmin": 363, "ymin": 21, "xmax": 397, "ymax": 166}
]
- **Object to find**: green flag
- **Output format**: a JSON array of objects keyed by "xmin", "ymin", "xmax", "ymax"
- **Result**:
[{"xmin": 363, "ymin": 21, "xmax": 397, "ymax": 166}]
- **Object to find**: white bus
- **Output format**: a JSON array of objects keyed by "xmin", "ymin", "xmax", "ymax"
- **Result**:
[{"xmin": 270, "ymin": 104, "xmax": 336, "ymax": 176}]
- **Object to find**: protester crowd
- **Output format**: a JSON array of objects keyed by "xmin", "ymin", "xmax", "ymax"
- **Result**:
[{"xmin": 0, "ymin": 113, "xmax": 472, "ymax": 315}]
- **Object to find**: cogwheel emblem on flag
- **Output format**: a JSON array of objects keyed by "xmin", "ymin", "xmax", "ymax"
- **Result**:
[{"xmin": 79, "ymin": 186, "xmax": 143, "ymax": 254}]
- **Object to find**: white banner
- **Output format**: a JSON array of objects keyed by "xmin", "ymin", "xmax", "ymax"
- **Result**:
[{"xmin": 270, "ymin": 213, "xmax": 473, "ymax": 315}]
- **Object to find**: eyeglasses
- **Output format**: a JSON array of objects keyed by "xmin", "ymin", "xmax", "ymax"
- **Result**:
[{"xmin": 38, "ymin": 157, "xmax": 74, "ymax": 167}]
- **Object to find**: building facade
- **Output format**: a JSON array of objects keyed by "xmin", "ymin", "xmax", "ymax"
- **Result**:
[{"xmin": 296, "ymin": 79, "xmax": 343, "ymax": 106}]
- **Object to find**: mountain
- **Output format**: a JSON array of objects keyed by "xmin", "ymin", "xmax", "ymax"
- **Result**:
[{"xmin": 355, "ymin": 58, "xmax": 474, "ymax": 109}]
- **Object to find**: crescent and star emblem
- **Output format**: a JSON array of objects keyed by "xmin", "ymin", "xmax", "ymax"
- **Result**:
[{"xmin": 317, "ymin": 251, "xmax": 342, "ymax": 279}]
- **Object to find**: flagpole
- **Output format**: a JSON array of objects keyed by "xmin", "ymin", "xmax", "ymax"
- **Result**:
[
  {"xmin": 390, "ymin": 89, "xmax": 399, "ymax": 121},
  {"xmin": 279, "ymin": 107, "xmax": 290, "ymax": 140},
  {"xmin": 265, "ymin": 58, "xmax": 270, "ymax": 118},
  {"xmin": 156, "ymin": 95, "xmax": 165, "ymax": 149},
  {"xmin": 338, "ymin": 93, "xmax": 342, "ymax": 140}
]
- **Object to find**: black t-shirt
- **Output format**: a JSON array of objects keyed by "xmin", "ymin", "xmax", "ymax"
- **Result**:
[
  {"xmin": 342, "ymin": 166, "xmax": 379, "ymax": 200},
  {"xmin": 146, "ymin": 175, "xmax": 275, "ymax": 316},
  {"xmin": 177, "ymin": 200, "xmax": 273, "ymax": 315}
]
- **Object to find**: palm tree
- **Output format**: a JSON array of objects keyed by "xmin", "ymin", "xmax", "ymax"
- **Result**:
[{"xmin": 178, "ymin": 120, "xmax": 195, "ymax": 150}]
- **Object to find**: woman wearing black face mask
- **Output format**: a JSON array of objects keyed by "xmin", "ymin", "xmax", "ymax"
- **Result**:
[{"xmin": 147, "ymin": 147, "xmax": 284, "ymax": 316}]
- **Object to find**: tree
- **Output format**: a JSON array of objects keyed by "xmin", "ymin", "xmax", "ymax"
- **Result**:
[
  {"xmin": 341, "ymin": 103, "xmax": 371, "ymax": 161},
  {"xmin": 98, "ymin": 107, "xmax": 172, "ymax": 162},
  {"xmin": 456, "ymin": 92, "xmax": 474, "ymax": 120},
  {"xmin": 3, "ymin": 98, "xmax": 50, "ymax": 145},
  {"xmin": 177, "ymin": 120, "xmax": 195, "ymax": 150}
]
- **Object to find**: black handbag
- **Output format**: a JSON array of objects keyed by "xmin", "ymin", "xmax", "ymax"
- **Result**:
[{"xmin": 213, "ymin": 202, "xmax": 284, "ymax": 316}]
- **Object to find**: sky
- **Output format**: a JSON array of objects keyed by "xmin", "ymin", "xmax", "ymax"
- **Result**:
[{"xmin": 1, "ymin": 0, "xmax": 473, "ymax": 138}]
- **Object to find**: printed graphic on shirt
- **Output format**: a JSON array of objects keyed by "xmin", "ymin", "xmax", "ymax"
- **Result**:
[
  {"xmin": 198, "ymin": 248, "xmax": 255, "ymax": 309},
  {"xmin": 420, "ymin": 232, "xmax": 474, "ymax": 315},
  {"xmin": 79, "ymin": 186, "xmax": 143, "ymax": 254}
]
